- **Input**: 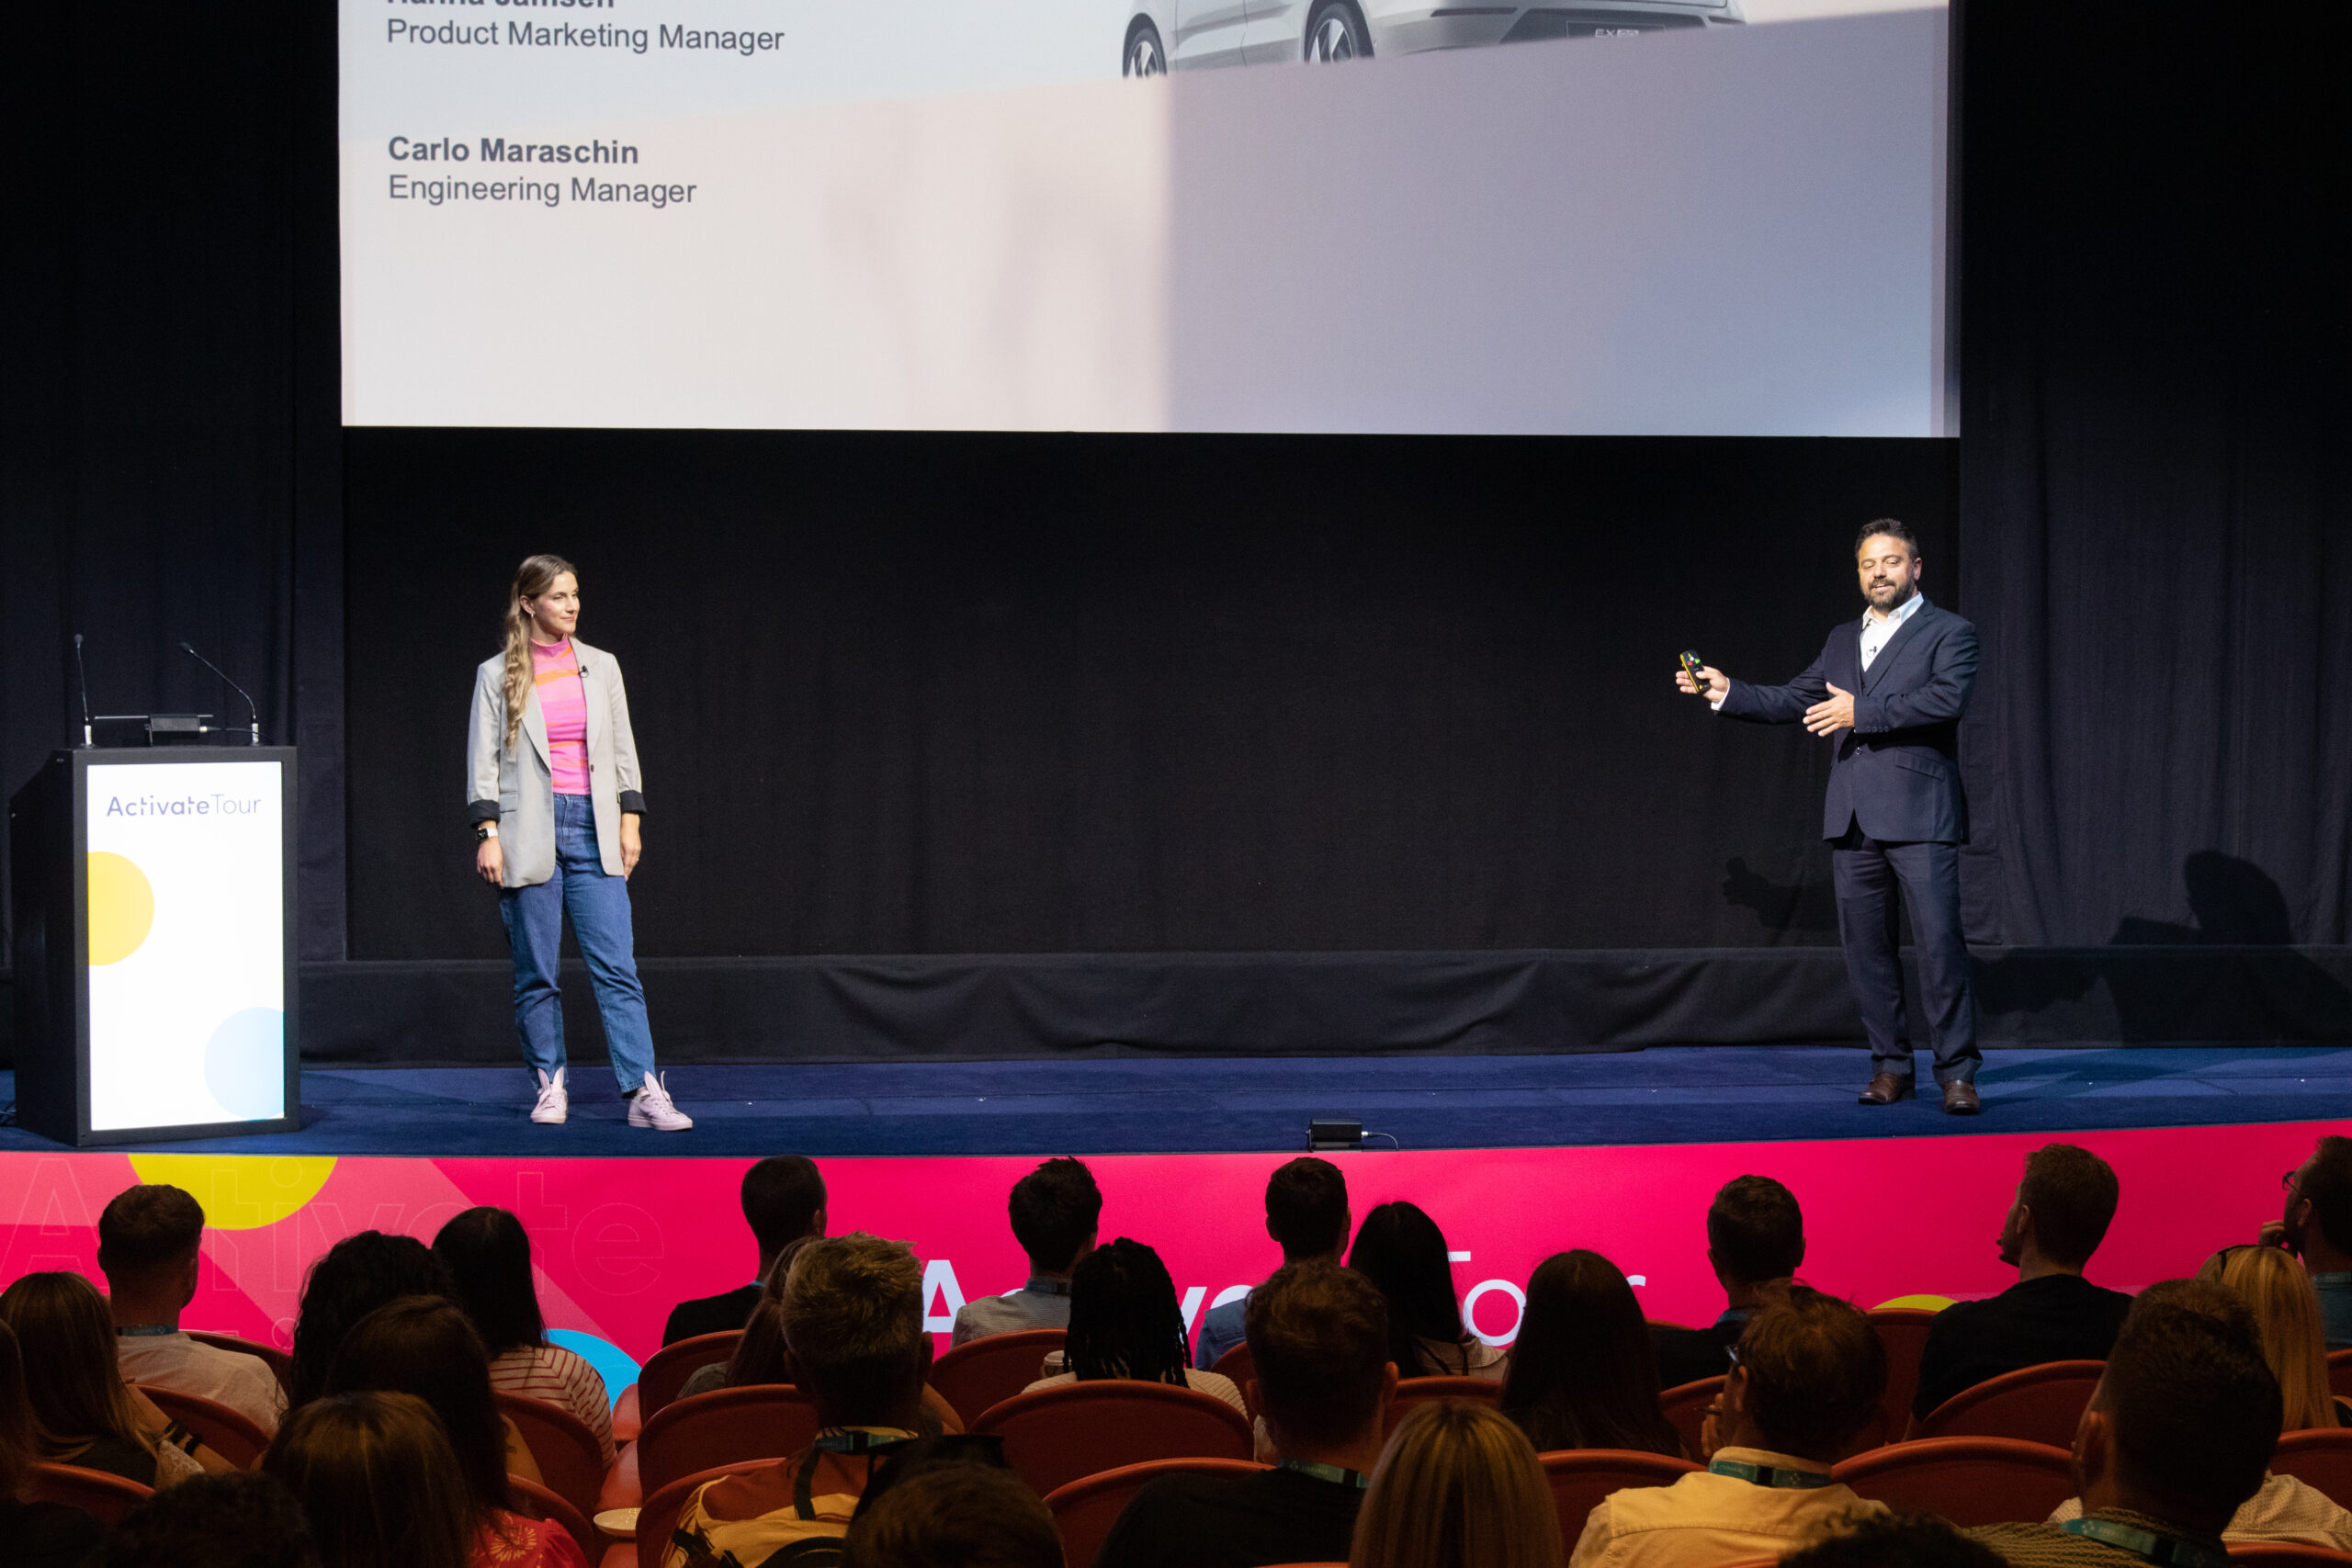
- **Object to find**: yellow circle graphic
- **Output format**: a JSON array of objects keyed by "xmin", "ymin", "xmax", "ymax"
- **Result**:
[
  {"xmin": 127, "ymin": 1156, "xmax": 339, "ymax": 1231},
  {"xmin": 86, "ymin": 852, "xmax": 156, "ymax": 965}
]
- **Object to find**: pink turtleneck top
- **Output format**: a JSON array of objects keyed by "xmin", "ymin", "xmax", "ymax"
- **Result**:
[{"xmin": 530, "ymin": 639, "xmax": 591, "ymax": 795}]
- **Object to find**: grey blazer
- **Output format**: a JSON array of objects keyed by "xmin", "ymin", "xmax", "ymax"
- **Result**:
[{"xmin": 465, "ymin": 637, "xmax": 648, "ymax": 887}]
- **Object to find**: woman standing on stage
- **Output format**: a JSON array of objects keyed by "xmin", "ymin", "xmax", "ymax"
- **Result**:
[{"xmin": 465, "ymin": 554, "xmax": 691, "ymax": 1131}]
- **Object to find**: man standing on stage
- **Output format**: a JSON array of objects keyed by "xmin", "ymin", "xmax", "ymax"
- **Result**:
[{"xmin": 1676, "ymin": 521, "xmax": 1983, "ymax": 1113}]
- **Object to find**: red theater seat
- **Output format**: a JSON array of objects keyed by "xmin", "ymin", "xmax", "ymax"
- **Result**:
[
  {"xmin": 1385, "ymin": 1376, "xmax": 1502, "ymax": 1436},
  {"xmin": 137, "ymin": 1382, "xmax": 273, "ymax": 1469},
  {"xmin": 637, "ymin": 1384, "xmax": 819, "ymax": 1500},
  {"xmin": 1915, "ymin": 1360, "xmax": 2105, "ymax": 1448},
  {"xmin": 2275, "ymin": 1429, "xmax": 2352, "ymax": 1509},
  {"xmin": 633, "ymin": 1459, "xmax": 788, "ymax": 1568},
  {"xmin": 511, "ymin": 1472, "xmax": 609, "ymax": 1561},
  {"xmin": 636, "ymin": 1332, "xmax": 742, "ymax": 1423},
  {"xmin": 975, "ymin": 1381, "xmax": 1253, "ymax": 1498},
  {"xmin": 1869, "ymin": 1307, "xmax": 1939, "ymax": 1446},
  {"xmin": 1211, "ymin": 1340, "xmax": 1256, "ymax": 1399},
  {"xmin": 930, "ymin": 1329, "xmax": 1067, "ymax": 1429},
  {"xmin": 1831, "ymin": 1437, "xmax": 2075, "ymax": 1527},
  {"xmin": 1540, "ymin": 1450, "xmax": 1701, "ymax": 1545},
  {"xmin": 23, "ymin": 1461, "xmax": 153, "ymax": 1527},
  {"xmin": 1658, "ymin": 1376, "xmax": 1724, "ymax": 1461},
  {"xmin": 1046, "ymin": 1458, "xmax": 1268, "ymax": 1568},
  {"xmin": 2328, "ymin": 1349, "xmax": 2352, "ymax": 1404},
  {"xmin": 501, "ymin": 1390, "xmax": 611, "ymax": 1520},
  {"xmin": 2225, "ymin": 1547, "xmax": 2352, "ymax": 1567}
]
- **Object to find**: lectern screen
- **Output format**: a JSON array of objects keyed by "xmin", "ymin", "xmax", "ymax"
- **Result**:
[{"xmin": 83, "ymin": 760, "xmax": 288, "ymax": 1133}]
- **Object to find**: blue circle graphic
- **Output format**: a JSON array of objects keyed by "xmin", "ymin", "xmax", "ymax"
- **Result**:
[
  {"xmin": 547, "ymin": 1329, "xmax": 641, "ymax": 1410},
  {"xmin": 203, "ymin": 1008, "xmax": 285, "ymax": 1120}
]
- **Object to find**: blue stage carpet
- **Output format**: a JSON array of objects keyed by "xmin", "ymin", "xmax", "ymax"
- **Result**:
[{"xmin": 5, "ymin": 1044, "xmax": 2349, "ymax": 1156}]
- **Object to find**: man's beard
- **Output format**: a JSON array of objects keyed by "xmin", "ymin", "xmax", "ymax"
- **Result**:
[{"xmin": 1869, "ymin": 580, "xmax": 1917, "ymax": 610}]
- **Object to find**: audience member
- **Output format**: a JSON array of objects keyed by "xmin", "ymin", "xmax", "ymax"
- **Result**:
[
  {"xmin": 2267, "ymin": 1134, "xmax": 2352, "ymax": 1349},
  {"xmin": 1781, "ymin": 1513, "xmax": 2009, "ymax": 1568},
  {"xmin": 2199, "ymin": 1244, "xmax": 2346, "ymax": 1428},
  {"xmin": 288, "ymin": 1231, "xmax": 456, "ymax": 1407},
  {"xmin": 1652, "ymin": 1176, "xmax": 1804, "ymax": 1390},
  {"xmin": 266, "ymin": 1391, "xmax": 475, "ymax": 1568},
  {"xmin": 845, "ymin": 1450, "xmax": 1063, "ymax": 1568},
  {"xmin": 98, "ymin": 1182, "xmax": 288, "ymax": 1431},
  {"xmin": 0, "ymin": 1317, "xmax": 107, "ymax": 1568},
  {"xmin": 1569, "ymin": 1286, "xmax": 1887, "ymax": 1568},
  {"xmin": 675, "ymin": 1234, "xmax": 816, "ymax": 1400},
  {"xmin": 1351, "ymin": 1400, "xmax": 1563, "ymax": 1568},
  {"xmin": 954, "ymin": 1158, "xmax": 1102, "ymax": 1345},
  {"xmin": 1095, "ymin": 1261, "xmax": 1396, "ymax": 1568},
  {"xmin": 1024, "ymin": 1237, "xmax": 1244, "ymax": 1411},
  {"xmin": 1971, "ymin": 1285, "xmax": 2278, "ymax": 1568},
  {"xmin": 1502, "ymin": 1250, "xmax": 1683, "ymax": 1457},
  {"xmin": 665, "ymin": 1155, "xmax": 830, "ymax": 1346},
  {"xmin": 2045, "ymin": 1275, "xmax": 2352, "ymax": 1551},
  {"xmin": 0, "ymin": 1269, "xmax": 221, "ymax": 1485},
  {"xmin": 1349, "ymin": 1201, "xmax": 1508, "ymax": 1380},
  {"xmin": 101, "ymin": 1471, "xmax": 322, "ymax": 1568},
  {"xmin": 321, "ymin": 1294, "xmax": 578, "ymax": 1549},
  {"xmin": 1912, "ymin": 1144, "xmax": 2131, "ymax": 1423},
  {"xmin": 1193, "ymin": 1157, "xmax": 1350, "ymax": 1372},
  {"xmin": 434, "ymin": 1206, "xmax": 616, "ymax": 1464},
  {"xmin": 667, "ymin": 1234, "xmax": 933, "ymax": 1567}
]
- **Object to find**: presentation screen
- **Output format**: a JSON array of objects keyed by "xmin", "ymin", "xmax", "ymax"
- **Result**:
[
  {"xmin": 339, "ymin": 0, "xmax": 1949, "ymax": 434},
  {"xmin": 83, "ymin": 759, "xmax": 288, "ymax": 1133}
]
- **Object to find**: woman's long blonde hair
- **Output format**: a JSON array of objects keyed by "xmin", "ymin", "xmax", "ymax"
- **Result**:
[
  {"xmin": 0, "ymin": 1271, "xmax": 156, "ymax": 1464},
  {"xmin": 502, "ymin": 554, "xmax": 577, "ymax": 750},
  {"xmin": 2199, "ymin": 1245, "xmax": 2342, "ymax": 1430},
  {"xmin": 1351, "ymin": 1400, "xmax": 1564, "ymax": 1568}
]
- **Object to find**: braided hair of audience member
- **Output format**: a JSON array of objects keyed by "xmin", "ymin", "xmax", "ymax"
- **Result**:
[
  {"xmin": 321, "ymin": 1296, "xmax": 515, "ymax": 1534},
  {"xmin": 289, "ymin": 1232, "xmax": 455, "ymax": 1407},
  {"xmin": 1348, "ymin": 1202, "xmax": 1479, "ymax": 1379},
  {"xmin": 1500, "ymin": 1250, "xmax": 1683, "ymax": 1457},
  {"xmin": 1066, "ymin": 1238, "xmax": 1191, "ymax": 1386}
]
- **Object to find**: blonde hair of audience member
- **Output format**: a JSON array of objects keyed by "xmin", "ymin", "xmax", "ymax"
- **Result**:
[
  {"xmin": 264, "ymin": 1392, "xmax": 473, "ymax": 1568},
  {"xmin": 1351, "ymin": 1401, "xmax": 1564, "ymax": 1568},
  {"xmin": 781, "ymin": 1233, "xmax": 932, "ymax": 1429},
  {"xmin": 2199, "ymin": 1244, "xmax": 2343, "ymax": 1430},
  {"xmin": 0, "ymin": 1270, "xmax": 173, "ymax": 1472}
]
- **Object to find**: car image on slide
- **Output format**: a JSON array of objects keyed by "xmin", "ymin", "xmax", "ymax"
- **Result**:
[{"xmin": 1122, "ymin": 0, "xmax": 1742, "ymax": 76}]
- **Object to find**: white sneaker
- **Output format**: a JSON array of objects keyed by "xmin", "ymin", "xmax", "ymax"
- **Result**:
[
  {"xmin": 628, "ymin": 1071, "xmax": 693, "ymax": 1132},
  {"xmin": 530, "ymin": 1068, "xmax": 568, "ymax": 1125}
]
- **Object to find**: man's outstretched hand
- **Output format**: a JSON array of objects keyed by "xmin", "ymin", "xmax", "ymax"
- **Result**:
[
  {"xmin": 1804, "ymin": 682, "xmax": 1857, "ymax": 735},
  {"xmin": 1675, "ymin": 664, "xmax": 1729, "ymax": 702}
]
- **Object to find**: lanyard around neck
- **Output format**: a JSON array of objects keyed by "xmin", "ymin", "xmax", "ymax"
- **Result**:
[
  {"xmin": 1708, "ymin": 1457, "xmax": 1831, "ymax": 1490},
  {"xmin": 1280, "ymin": 1460, "xmax": 1371, "ymax": 1490},
  {"xmin": 2062, "ymin": 1518, "xmax": 2230, "ymax": 1568},
  {"xmin": 117, "ymin": 1325, "xmax": 178, "ymax": 1337}
]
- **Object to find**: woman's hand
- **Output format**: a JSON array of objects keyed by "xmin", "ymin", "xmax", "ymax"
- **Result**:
[
  {"xmin": 475, "ymin": 836, "xmax": 503, "ymax": 886},
  {"xmin": 619, "ymin": 813, "xmax": 642, "ymax": 877}
]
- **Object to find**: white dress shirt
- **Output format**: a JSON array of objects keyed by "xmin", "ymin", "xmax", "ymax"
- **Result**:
[{"xmin": 1568, "ymin": 1448, "xmax": 1884, "ymax": 1568}]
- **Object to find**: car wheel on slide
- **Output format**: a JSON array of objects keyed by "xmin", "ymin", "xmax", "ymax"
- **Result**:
[
  {"xmin": 1124, "ymin": 18, "xmax": 1167, "ymax": 76},
  {"xmin": 1305, "ymin": 0, "xmax": 1371, "ymax": 62}
]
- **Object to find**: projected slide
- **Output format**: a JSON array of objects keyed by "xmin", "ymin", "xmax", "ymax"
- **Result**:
[{"xmin": 340, "ymin": 0, "xmax": 1948, "ymax": 434}]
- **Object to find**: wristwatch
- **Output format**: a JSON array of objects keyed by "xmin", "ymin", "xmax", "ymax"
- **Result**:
[{"xmin": 475, "ymin": 823, "xmax": 499, "ymax": 842}]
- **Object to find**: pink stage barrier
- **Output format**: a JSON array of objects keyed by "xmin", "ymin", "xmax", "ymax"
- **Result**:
[{"xmin": 3, "ymin": 1119, "xmax": 2338, "ymax": 1396}]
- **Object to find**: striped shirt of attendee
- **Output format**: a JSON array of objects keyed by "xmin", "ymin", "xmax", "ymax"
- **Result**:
[
  {"xmin": 530, "ymin": 639, "xmax": 591, "ymax": 796},
  {"xmin": 489, "ymin": 1343, "xmax": 616, "ymax": 1466}
]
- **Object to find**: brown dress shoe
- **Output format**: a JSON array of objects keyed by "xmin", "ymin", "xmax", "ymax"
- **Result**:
[
  {"xmin": 1942, "ymin": 1081, "xmax": 1982, "ymax": 1115},
  {"xmin": 1858, "ymin": 1073, "xmax": 1913, "ymax": 1105}
]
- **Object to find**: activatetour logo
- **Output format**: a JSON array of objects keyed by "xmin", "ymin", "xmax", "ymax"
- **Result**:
[{"xmin": 102, "ymin": 793, "xmax": 266, "ymax": 818}]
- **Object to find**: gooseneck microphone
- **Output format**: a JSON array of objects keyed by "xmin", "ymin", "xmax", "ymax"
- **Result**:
[
  {"xmin": 72, "ymin": 632, "xmax": 95, "ymax": 748},
  {"xmin": 178, "ymin": 641, "xmax": 262, "ymax": 745}
]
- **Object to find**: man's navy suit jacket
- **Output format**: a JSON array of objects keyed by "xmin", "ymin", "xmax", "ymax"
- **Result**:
[{"xmin": 1717, "ymin": 597, "xmax": 1978, "ymax": 845}]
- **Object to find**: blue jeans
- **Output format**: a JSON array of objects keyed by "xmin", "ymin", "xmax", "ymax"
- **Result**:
[{"xmin": 500, "ymin": 794, "xmax": 658, "ymax": 1093}]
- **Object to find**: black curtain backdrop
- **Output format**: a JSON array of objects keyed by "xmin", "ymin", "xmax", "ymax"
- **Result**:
[
  {"xmin": 6, "ymin": 3, "xmax": 2349, "ymax": 1066},
  {"xmin": 1956, "ymin": 6, "xmax": 2352, "ymax": 952},
  {"xmin": 345, "ymin": 433, "xmax": 1953, "ymax": 961}
]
